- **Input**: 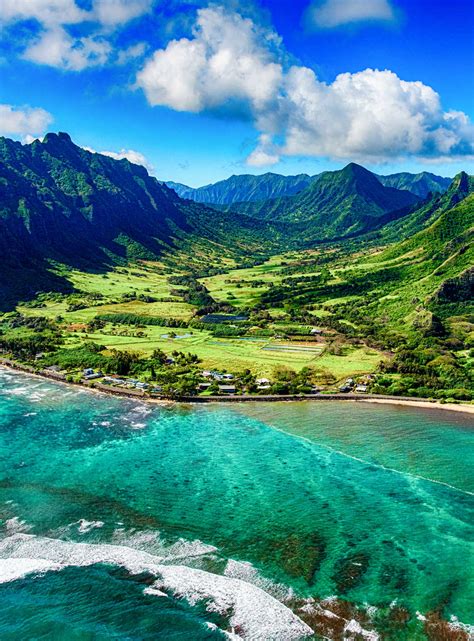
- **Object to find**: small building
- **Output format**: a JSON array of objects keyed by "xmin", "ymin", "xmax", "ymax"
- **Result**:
[
  {"xmin": 355, "ymin": 384, "xmax": 368, "ymax": 393},
  {"xmin": 198, "ymin": 382, "xmax": 211, "ymax": 390},
  {"xmin": 222, "ymin": 373, "xmax": 234, "ymax": 381},
  {"xmin": 165, "ymin": 357, "xmax": 175, "ymax": 365},
  {"xmin": 310, "ymin": 328, "xmax": 323, "ymax": 335},
  {"xmin": 256, "ymin": 377, "xmax": 270, "ymax": 385},
  {"xmin": 339, "ymin": 385, "xmax": 351, "ymax": 393},
  {"xmin": 202, "ymin": 370, "xmax": 213, "ymax": 378},
  {"xmin": 83, "ymin": 368, "xmax": 102, "ymax": 380},
  {"xmin": 346, "ymin": 378, "xmax": 355, "ymax": 387},
  {"xmin": 103, "ymin": 376, "xmax": 126, "ymax": 386},
  {"xmin": 218, "ymin": 384, "xmax": 236, "ymax": 394},
  {"xmin": 135, "ymin": 382, "xmax": 149, "ymax": 390}
]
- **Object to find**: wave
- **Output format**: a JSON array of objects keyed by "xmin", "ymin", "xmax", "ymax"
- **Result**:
[{"xmin": 0, "ymin": 533, "xmax": 313, "ymax": 641}]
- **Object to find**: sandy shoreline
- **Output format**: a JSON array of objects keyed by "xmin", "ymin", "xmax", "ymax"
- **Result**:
[
  {"xmin": 1, "ymin": 362, "xmax": 473, "ymax": 416},
  {"xmin": 351, "ymin": 397, "xmax": 474, "ymax": 415}
]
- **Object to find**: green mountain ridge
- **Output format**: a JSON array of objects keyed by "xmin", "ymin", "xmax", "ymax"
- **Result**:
[
  {"xmin": 0, "ymin": 133, "xmax": 472, "ymax": 318},
  {"xmin": 167, "ymin": 169, "xmax": 449, "ymax": 205},
  {"xmin": 220, "ymin": 162, "xmax": 420, "ymax": 243},
  {"xmin": 0, "ymin": 133, "xmax": 264, "ymax": 306},
  {"xmin": 166, "ymin": 172, "xmax": 316, "ymax": 204},
  {"xmin": 377, "ymin": 171, "xmax": 451, "ymax": 198}
]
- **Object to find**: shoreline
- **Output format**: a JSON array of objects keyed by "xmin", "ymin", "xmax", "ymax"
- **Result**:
[{"xmin": 1, "ymin": 360, "xmax": 473, "ymax": 415}]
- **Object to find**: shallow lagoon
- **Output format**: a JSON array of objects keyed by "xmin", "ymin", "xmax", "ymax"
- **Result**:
[{"xmin": 0, "ymin": 368, "xmax": 472, "ymax": 639}]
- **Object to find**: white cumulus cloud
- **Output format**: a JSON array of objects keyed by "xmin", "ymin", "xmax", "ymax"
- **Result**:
[
  {"xmin": 83, "ymin": 146, "xmax": 154, "ymax": 172},
  {"xmin": 93, "ymin": 0, "xmax": 152, "ymax": 28},
  {"xmin": 23, "ymin": 27, "xmax": 111, "ymax": 71},
  {"xmin": 307, "ymin": 0, "xmax": 395, "ymax": 29},
  {"xmin": 136, "ymin": 6, "xmax": 474, "ymax": 166},
  {"xmin": 0, "ymin": 103, "xmax": 53, "ymax": 139},
  {"xmin": 136, "ymin": 6, "xmax": 283, "ymax": 113},
  {"xmin": 0, "ymin": 0, "xmax": 87, "ymax": 26},
  {"xmin": 1, "ymin": 0, "xmax": 150, "ymax": 70}
]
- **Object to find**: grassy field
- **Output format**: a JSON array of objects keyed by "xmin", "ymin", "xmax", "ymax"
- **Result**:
[{"xmin": 11, "ymin": 252, "xmax": 389, "ymax": 379}]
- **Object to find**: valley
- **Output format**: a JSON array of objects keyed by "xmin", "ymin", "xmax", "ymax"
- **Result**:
[{"xmin": 0, "ymin": 134, "xmax": 472, "ymax": 402}]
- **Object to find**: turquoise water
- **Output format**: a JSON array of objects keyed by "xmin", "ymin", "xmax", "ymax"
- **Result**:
[{"xmin": 0, "ymin": 368, "xmax": 473, "ymax": 639}]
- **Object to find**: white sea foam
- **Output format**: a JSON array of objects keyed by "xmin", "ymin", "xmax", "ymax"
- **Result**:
[
  {"xmin": 0, "ymin": 534, "xmax": 313, "ymax": 640},
  {"xmin": 344, "ymin": 619, "xmax": 379, "ymax": 640},
  {"xmin": 109, "ymin": 529, "xmax": 217, "ymax": 564},
  {"xmin": 0, "ymin": 558, "xmax": 61, "ymax": 583},
  {"xmin": 4, "ymin": 517, "xmax": 32, "ymax": 534},
  {"xmin": 224, "ymin": 559, "xmax": 290, "ymax": 601},
  {"xmin": 130, "ymin": 422, "xmax": 146, "ymax": 429},
  {"xmin": 76, "ymin": 519, "xmax": 105, "ymax": 534}
]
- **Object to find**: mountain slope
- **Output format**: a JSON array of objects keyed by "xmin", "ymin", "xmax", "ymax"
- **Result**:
[
  {"xmin": 0, "ymin": 133, "xmax": 266, "ymax": 306},
  {"xmin": 166, "ymin": 172, "xmax": 316, "ymax": 204},
  {"xmin": 377, "ymin": 171, "xmax": 451, "ymax": 198},
  {"xmin": 375, "ymin": 171, "xmax": 474, "ymax": 244},
  {"xmin": 222, "ymin": 163, "xmax": 420, "ymax": 242}
]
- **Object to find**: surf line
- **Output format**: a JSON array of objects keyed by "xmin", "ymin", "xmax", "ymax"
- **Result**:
[{"xmin": 264, "ymin": 421, "xmax": 474, "ymax": 499}]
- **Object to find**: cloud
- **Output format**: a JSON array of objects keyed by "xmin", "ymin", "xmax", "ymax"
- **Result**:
[
  {"xmin": 307, "ymin": 0, "xmax": 395, "ymax": 29},
  {"xmin": 23, "ymin": 27, "xmax": 111, "ymax": 71},
  {"xmin": 0, "ymin": 0, "xmax": 151, "ymax": 70},
  {"xmin": 83, "ymin": 146, "xmax": 154, "ymax": 172},
  {"xmin": 116, "ymin": 42, "xmax": 147, "ymax": 65},
  {"xmin": 0, "ymin": 103, "xmax": 53, "ymax": 138},
  {"xmin": 136, "ymin": 6, "xmax": 474, "ymax": 166},
  {"xmin": 0, "ymin": 0, "xmax": 87, "ymax": 26},
  {"xmin": 93, "ymin": 0, "xmax": 152, "ymax": 28},
  {"xmin": 246, "ymin": 134, "xmax": 280, "ymax": 166},
  {"xmin": 136, "ymin": 6, "xmax": 283, "ymax": 113}
]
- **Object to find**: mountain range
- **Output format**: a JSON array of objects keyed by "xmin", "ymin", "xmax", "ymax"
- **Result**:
[
  {"xmin": 167, "ymin": 169, "xmax": 450, "ymax": 204},
  {"xmin": 0, "ymin": 132, "xmax": 471, "ymax": 309},
  {"xmin": 166, "ymin": 173, "xmax": 315, "ymax": 205},
  {"xmin": 219, "ymin": 163, "xmax": 421, "ymax": 243},
  {"xmin": 0, "ymin": 133, "xmax": 263, "ymax": 305}
]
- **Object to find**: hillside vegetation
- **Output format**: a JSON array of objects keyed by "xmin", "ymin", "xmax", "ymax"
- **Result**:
[{"xmin": 0, "ymin": 133, "xmax": 472, "ymax": 399}]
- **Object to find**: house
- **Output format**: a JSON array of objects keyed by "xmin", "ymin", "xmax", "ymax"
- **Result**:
[
  {"xmin": 202, "ymin": 370, "xmax": 213, "ymax": 378},
  {"xmin": 256, "ymin": 378, "xmax": 271, "ymax": 391},
  {"xmin": 355, "ymin": 384, "xmax": 368, "ymax": 393},
  {"xmin": 218, "ymin": 384, "xmax": 236, "ymax": 394},
  {"xmin": 198, "ymin": 382, "xmax": 211, "ymax": 390},
  {"xmin": 83, "ymin": 368, "xmax": 102, "ymax": 380},
  {"xmin": 222, "ymin": 373, "xmax": 234, "ymax": 381},
  {"xmin": 135, "ymin": 382, "xmax": 149, "ymax": 390},
  {"xmin": 102, "ymin": 376, "xmax": 126, "ymax": 386},
  {"xmin": 339, "ymin": 385, "xmax": 351, "ymax": 393}
]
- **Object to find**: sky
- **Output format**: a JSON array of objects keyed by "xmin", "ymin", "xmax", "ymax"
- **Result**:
[{"xmin": 1, "ymin": 0, "xmax": 473, "ymax": 186}]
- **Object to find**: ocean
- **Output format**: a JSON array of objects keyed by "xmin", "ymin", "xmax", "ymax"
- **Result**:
[{"xmin": 0, "ymin": 368, "xmax": 472, "ymax": 640}]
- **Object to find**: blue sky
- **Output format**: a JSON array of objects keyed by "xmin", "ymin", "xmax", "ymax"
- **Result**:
[{"xmin": 1, "ymin": 0, "xmax": 473, "ymax": 186}]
